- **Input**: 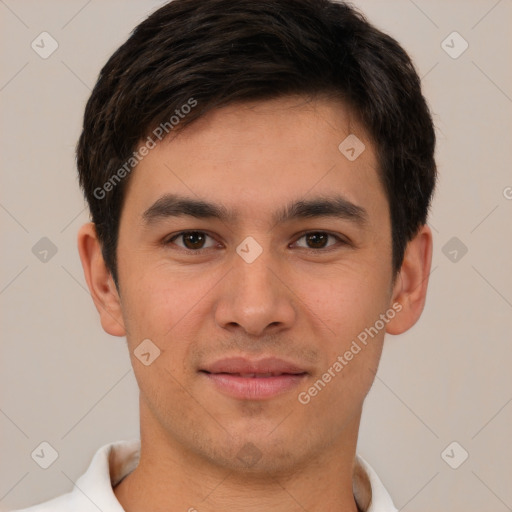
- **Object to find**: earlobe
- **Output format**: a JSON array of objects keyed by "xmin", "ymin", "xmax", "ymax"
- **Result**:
[
  {"xmin": 77, "ymin": 222, "xmax": 126, "ymax": 337},
  {"xmin": 386, "ymin": 224, "xmax": 433, "ymax": 335}
]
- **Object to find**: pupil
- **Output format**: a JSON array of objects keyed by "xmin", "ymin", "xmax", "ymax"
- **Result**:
[{"xmin": 308, "ymin": 233, "xmax": 327, "ymax": 248}]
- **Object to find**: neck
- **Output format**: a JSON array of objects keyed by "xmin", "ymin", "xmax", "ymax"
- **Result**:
[{"xmin": 114, "ymin": 400, "xmax": 366, "ymax": 512}]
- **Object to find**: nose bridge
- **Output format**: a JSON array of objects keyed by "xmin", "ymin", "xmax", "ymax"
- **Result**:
[
  {"xmin": 235, "ymin": 243, "xmax": 277, "ymax": 297},
  {"xmin": 215, "ymin": 237, "xmax": 296, "ymax": 335}
]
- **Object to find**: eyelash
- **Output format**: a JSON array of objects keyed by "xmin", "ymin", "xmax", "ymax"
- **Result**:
[{"xmin": 164, "ymin": 230, "xmax": 350, "ymax": 254}]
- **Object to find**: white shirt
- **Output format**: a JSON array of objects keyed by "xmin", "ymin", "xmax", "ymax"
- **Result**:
[{"xmin": 12, "ymin": 439, "xmax": 398, "ymax": 512}]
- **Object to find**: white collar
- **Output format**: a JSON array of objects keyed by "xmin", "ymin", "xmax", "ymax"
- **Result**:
[{"xmin": 17, "ymin": 439, "xmax": 397, "ymax": 512}]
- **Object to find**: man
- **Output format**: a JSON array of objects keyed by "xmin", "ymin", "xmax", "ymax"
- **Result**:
[{"xmin": 14, "ymin": 0, "xmax": 436, "ymax": 510}]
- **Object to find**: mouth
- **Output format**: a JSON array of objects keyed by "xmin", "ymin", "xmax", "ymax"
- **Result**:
[
  {"xmin": 199, "ymin": 357, "xmax": 309, "ymax": 400},
  {"xmin": 201, "ymin": 371, "xmax": 306, "ymax": 378}
]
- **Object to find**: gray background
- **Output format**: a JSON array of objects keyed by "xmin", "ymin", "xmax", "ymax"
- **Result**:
[{"xmin": 1, "ymin": 1, "xmax": 511, "ymax": 510}]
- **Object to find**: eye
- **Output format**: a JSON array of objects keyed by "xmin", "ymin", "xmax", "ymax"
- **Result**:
[
  {"xmin": 292, "ymin": 231, "xmax": 347, "ymax": 251},
  {"xmin": 164, "ymin": 230, "xmax": 348, "ymax": 253},
  {"xmin": 165, "ymin": 231, "xmax": 219, "ymax": 251}
]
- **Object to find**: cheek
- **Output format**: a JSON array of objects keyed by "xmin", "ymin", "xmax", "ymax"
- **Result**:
[
  {"xmin": 119, "ymin": 262, "xmax": 189, "ymax": 337},
  {"xmin": 120, "ymin": 277, "xmax": 196, "ymax": 407},
  {"xmin": 119, "ymin": 267, "xmax": 217, "ymax": 376},
  {"xmin": 300, "ymin": 264, "xmax": 390, "ymax": 339},
  {"xmin": 299, "ymin": 323, "xmax": 386, "ymax": 421},
  {"xmin": 298, "ymin": 264, "xmax": 391, "ymax": 395}
]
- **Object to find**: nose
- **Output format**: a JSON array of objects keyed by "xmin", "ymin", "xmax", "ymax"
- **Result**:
[{"xmin": 214, "ymin": 244, "xmax": 297, "ymax": 337}]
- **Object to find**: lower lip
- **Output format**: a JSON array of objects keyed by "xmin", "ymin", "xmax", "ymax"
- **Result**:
[{"xmin": 201, "ymin": 372, "xmax": 307, "ymax": 400}]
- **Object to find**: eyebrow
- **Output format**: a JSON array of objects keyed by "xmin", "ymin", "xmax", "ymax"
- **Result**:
[{"xmin": 142, "ymin": 193, "xmax": 369, "ymax": 227}]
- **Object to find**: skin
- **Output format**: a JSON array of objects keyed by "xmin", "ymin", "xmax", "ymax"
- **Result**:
[{"xmin": 78, "ymin": 95, "xmax": 432, "ymax": 512}]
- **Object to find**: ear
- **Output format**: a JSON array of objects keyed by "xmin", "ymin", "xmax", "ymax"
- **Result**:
[
  {"xmin": 77, "ymin": 222, "xmax": 126, "ymax": 337},
  {"xmin": 386, "ymin": 224, "xmax": 433, "ymax": 335}
]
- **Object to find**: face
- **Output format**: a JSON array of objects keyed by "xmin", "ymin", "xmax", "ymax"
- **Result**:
[{"xmin": 111, "ymin": 96, "xmax": 401, "ymax": 474}]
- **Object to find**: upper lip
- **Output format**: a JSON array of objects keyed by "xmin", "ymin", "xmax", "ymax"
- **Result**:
[{"xmin": 200, "ymin": 357, "xmax": 308, "ymax": 376}]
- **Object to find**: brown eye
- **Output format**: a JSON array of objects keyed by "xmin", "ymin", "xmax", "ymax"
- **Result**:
[
  {"xmin": 305, "ymin": 232, "xmax": 329, "ymax": 249},
  {"xmin": 167, "ymin": 231, "xmax": 217, "ymax": 251},
  {"xmin": 182, "ymin": 232, "xmax": 206, "ymax": 249},
  {"xmin": 294, "ymin": 232, "xmax": 343, "ymax": 250}
]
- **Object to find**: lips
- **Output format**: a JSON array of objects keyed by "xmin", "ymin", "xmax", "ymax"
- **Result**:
[
  {"xmin": 230, "ymin": 373, "xmax": 290, "ymax": 378},
  {"xmin": 200, "ymin": 357, "xmax": 308, "ymax": 400},
  {"xmin": 200, "ymin": 356, "xmax": 307, "ymax": 376}
]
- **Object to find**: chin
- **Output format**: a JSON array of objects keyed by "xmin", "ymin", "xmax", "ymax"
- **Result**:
[{"xmin": 202, "ymin": 430, "xmax": 314, "ymax": 477}]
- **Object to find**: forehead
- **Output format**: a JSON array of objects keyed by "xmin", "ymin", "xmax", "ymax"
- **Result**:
[{"xmin": 121, "ymin": 95, "xmax": 386, "ymax": 225}]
